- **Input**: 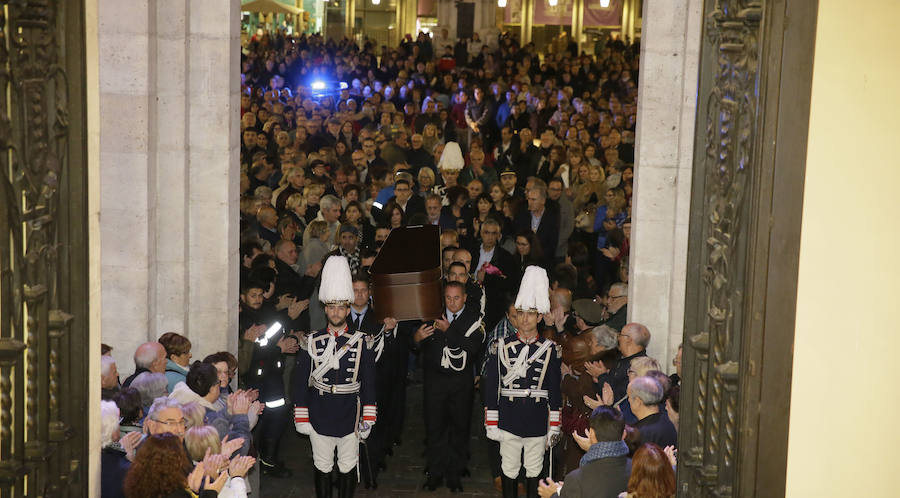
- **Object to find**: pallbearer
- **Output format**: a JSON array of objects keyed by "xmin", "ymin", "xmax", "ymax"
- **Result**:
[
  {"xmin": 294, "ymin": 256, "xmax": 376, "ymax": 498},
  {"xmin": 484, "ymin": 266, "xmax": 562, "ymax": 498}
]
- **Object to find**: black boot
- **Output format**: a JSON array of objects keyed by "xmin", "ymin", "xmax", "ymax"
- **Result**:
[
  {"xmin": 338, "ymin": 470, "xmax": 357, "ymax": 498},
  {"xmin": 314, "ymin": 469, "xmax": 333, "ymax": 498},
  {"xmin": 525, "ymin": 477, "xmax": 541, "ymax": 498},
  {"xmin": 260, "ymin": 439, "xmax": 292, "ymax": 478},
  {"xmin": 501, "ymin": 475, "xmax": 518, "ymax": 498}
]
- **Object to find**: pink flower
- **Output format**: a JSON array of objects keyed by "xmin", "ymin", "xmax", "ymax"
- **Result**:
[{"xmin": 483, "ymin": 263, "xmax": 506, "ymax": 277}]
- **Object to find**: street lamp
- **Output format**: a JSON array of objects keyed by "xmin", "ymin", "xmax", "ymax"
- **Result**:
[{"xmin": 498, "ymin": 0, "xmax": 507, "ymax": 6}]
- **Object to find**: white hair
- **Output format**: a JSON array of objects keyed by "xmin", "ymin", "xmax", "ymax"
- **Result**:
[
  {"xmin": 100, "ymin": 355, "xmax": 116, "ymax": 377},
  {"xmin": 131, "ymin": 372, "xmax": 168, "ymax": 409},
  {"xmin": 146, "ymin": 397, "xmax": 183, "ymax": 422},
  {"xmin": 100, "ymin": 400, "xmax": 120, "ymax": 448},
  {"xmin": 320, "ymin": 194, "xmax": 341, "ymax": 211},
  {"xmin": 133, "ymin": 342, "xmax": 161, "ymax": 370},
  {"xmin": 590, "ymin": 325, "xmax": 619, "ymax": 350},
  {"xmin": 628, "ymin": 376, "xmax": 664, "ymax": 405}
]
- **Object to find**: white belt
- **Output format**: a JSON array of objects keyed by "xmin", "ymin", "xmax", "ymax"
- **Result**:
[
  {"xmin": 311, "ymin": 379, "xmax": 361, "ymax": 395},
  {"xmin": 265, "ymin": 398, "xmax": 286, "ymax": 408},
  {"xmin": 500, "ymin": 388, "xmax": 549, "ymax": 399}
]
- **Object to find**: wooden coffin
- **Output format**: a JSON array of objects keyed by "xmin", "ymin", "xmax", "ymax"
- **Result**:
[{"xmin": 369, "ymin": 225, "xmax": 443, "ymax": 322}]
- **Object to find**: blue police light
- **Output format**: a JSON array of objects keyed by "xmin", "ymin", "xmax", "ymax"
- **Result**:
[{"xmin": 311, "ymin": 81, "xmax": 326, "ymax": 91}]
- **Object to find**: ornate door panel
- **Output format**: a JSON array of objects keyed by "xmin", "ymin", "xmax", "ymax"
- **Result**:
[
  {"xmin": 0, "ymin": 0, "xmax": 89, "ymax": 496},
  {"xmin": 679, "ymin": 0, "xmax": 818, "ymax": 496}
]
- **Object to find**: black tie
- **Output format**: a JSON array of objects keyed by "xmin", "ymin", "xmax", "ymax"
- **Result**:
[
  {"xmin": 352, "ymin": 313, "xmax": 360, "ymax": 330},
  {"xmin": 451, "ymin": 312, "xmax": 458, "ymax": 323}
]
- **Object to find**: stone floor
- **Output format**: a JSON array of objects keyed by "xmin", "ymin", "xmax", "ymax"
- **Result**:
[{"xmin": 261, "ymin": 383, "xmax": 500, "ymax": 497}]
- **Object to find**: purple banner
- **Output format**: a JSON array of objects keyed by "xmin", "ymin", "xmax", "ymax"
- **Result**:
[
  {"xmin": 584, "ymin": 0, "xmax": 622, "ymax": 27},
  {"xmin": 516, "ymin": 0, "xmax": 622, "ymax": 26},
  {"xmin": 533, "ymin": 0, "xmax": 574, "ymax": 26}
]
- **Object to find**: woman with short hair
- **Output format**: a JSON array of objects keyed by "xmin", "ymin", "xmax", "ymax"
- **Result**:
[{"xmin": 159, "ymin": 332, "xmax": 192, "ymax": 392}]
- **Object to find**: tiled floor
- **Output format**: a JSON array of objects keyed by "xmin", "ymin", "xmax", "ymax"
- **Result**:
[{"xmin": 262, "ymin": 383, "xmax": 500, "ymax": 497}]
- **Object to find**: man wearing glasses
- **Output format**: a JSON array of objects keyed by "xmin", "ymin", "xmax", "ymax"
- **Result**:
[
  {"xmin": 601, "ymin": 282, "xmax": 628, "ymax": 332},
  {"xmin": 293, "ymin": 256, "xmax": 376, "ymax": 498},
  {"xmin": 144, "ymin": 397, "xmax": 187, "ymax": 440}
]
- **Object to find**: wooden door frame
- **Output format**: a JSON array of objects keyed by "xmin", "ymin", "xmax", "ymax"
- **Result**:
[{"xmin": 678, "ymin": 0, "xmax": 819, "ymax": 496}]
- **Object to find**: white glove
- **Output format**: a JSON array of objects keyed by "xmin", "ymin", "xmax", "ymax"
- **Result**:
[
  {"xmin": 546, "ymin": 426, "xmax": 561, "ymax": 449},
  {"xmin": 485, "ymin": 409, "xmax": 501, "ymax": 441},
  {"xmin": 358, "ymin": 422, "xmax": 373, "ymax": 440},
  {"xmin": 294, "ymin": 406, "xmax": 312, "ymax": 435},
  {"xmin": 485, "ymin": 425, "xmax": 503, "ymax": 441}
]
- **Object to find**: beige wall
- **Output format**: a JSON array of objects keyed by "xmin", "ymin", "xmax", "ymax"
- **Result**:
[
  {"xmin": 630, "ymin": 0, "xmax": 702, "ymax": 370},
  {"xmin": 786, "ymin": 1, "xmax": 900, "ymax": 495}
]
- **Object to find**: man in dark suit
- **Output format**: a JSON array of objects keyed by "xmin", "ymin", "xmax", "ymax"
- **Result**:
[
  {"xmin": 468, "ymin": 218, "xmax": 519, "ymax": 331},
  {"xmin": 387, "ymin": 177, "xmax": 425, "ymax": 219},
  {"xmin": 539, "ymin": 406, "xmax": 630, "ymax": 498},
  {"xmin": 349, "ymin": 274, "xmax": 403, "ymax": 489},
  {"xmin": 413, "ymin": 282, "xmax": 484, "ymax": 493},
  {"xmin": 514, "ymin": 179, "xmax": 561, "ymax": 269}
]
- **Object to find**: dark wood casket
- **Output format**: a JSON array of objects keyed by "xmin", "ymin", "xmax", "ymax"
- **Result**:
[{"xmin": 369, "ymin": 225, "xmax": 443, "ymax": 322}]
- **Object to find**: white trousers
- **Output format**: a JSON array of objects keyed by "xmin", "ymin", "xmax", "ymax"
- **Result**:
[
  {"xmin": 309, "ymin": 431, "xmax": 358, "ymax": 473},
  {"xmin": 498, "ymin": 430, "xmax": 545, "ymax": 478}
]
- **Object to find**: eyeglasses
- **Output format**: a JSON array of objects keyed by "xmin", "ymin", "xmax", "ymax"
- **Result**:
[{"xmin": 155, "ymin": 418, "xmax": 186, "ymax": 428}]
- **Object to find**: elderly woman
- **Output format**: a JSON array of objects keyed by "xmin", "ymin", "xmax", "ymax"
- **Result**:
[
  {"xmin": 273, "ymin": 166, "xmax": 305, "ymax": 211},
  {"xmin": 417, "ymin": 167, "xmax": 436, "ymax": 197},
  {"xmin": 300, "ymin": 220, "xmax": 331, "ymax": 273},
  {"xmin": 159, "ymin": 332, "xmax": 192, "ymax": 392},
  {"xmin": 284, "ymin": 192, "xmax": 309, "ymax": 235},
  {"xmin": 185, "ymin": 425, "xmax": 252, "ymax": 498},
  {"xmin": 130, "ymin": 372, "xmax": 169, "ymax": 413},
  {"xmin": 101, "ymin": 400, "xmax": 130, "ymax": 498},
  {"xmin": 113, "ymin": 387, "xmax": 144, "ymax": 434}
]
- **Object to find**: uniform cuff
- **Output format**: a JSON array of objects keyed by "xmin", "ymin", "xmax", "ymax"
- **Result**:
[
  {"xmin": 294, "ymin": 406, "xmax": 309, "ymax": 423},
  {"xmin": 549, "ymin": 410, "xmax": 560, "ymax": 427},
  {"xmin": 485, "ymin": 409, "xmax": 499, "ymax": 426},
  {"xmin": 362, "ymin": 405, "xmax": 377, "ymax": 422}
]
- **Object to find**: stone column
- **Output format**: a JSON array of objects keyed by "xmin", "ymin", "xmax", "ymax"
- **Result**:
[
  {"xmin": 97, "ymin": 0, "xmax": 240, "ymax": 370},
  {"xmin": 629, "ymin": 0, "xmax": 702, "ymax": 368},
  {"xmin": 571, "ymin": 0, "xmax": 584, "ymax": 54},
  {"xmin": 519, "ymin": 0, "xmax": 533, "ymax": 45},
  {"xmin": 345, "ymin": 0, "xmax": 356, "ymax": 37}
]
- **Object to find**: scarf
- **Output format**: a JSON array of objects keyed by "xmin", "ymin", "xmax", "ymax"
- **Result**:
[{"xmin": 579, "ymin": 440, "xmax": 629, "ymax": 467}]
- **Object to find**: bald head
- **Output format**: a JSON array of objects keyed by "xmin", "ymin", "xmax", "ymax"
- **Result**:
[
  {"xmin": 622, "ymin": 322, "xmax": 650, "ymax": 349},
  {"xmin": 134, "ymin": 342, "xmax": 166, "ymax": 373}
]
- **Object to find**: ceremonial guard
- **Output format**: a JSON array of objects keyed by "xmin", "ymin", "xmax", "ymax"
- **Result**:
[
  {"xmin": 484, "ymin": 266, "xmax": 562, "ymax": 498},
  {"xmin": 414, "ymin": 281, "xmax": 485, "ymax": 492},
  {"xmin": 293, "ymin": 256, "xmax": 376, "ymax": 498}
]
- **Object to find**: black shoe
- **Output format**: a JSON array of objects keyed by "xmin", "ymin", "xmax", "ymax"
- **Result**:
[
  {"xmin": 447, "ymin": 477, "xmax": 463, "ymax": 493},
  {"xmin": 423, "ymin": 474, "xmax": 443, "ymax": 491},
  {"xmin": 501, "ymin": 475, "xmax": 518, "ymax": 498},
  {"xmin": 260, "ymin": 459, "xmax": 293, "ymax": 478},
  {"xmin": 314, "ymin": 469, "xmax": 333, "ymax": 498}
]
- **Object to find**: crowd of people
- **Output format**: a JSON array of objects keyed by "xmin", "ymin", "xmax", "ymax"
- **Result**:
[{"xmin": 100, "ymin": 25, "xmax": 681, "ymax": 498}]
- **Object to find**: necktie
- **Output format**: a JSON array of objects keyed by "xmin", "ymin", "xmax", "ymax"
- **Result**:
[
  {"xmin": 352, "ymin": 313, "xmax": 360, "ymax": 330},
  {"xmin": 451, "ymin": 312, "xmax": 458, "ymax": 323}
]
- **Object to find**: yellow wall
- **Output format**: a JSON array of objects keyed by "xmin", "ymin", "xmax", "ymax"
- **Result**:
[{"xmin": 786, "ymin": 1, "xmax": 900, "ymax": 496}]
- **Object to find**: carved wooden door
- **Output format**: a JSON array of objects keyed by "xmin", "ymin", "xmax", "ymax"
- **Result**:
[
  {"xmin": 678, "ymin": 0, "xmax": 818, "ymax": 496},
  {"xmin": 0, "ymin": 0, "xmax": 90, "ymax": 496}
]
